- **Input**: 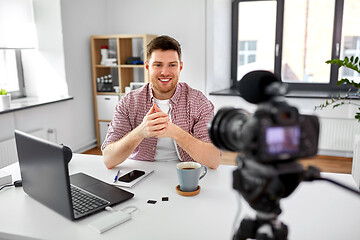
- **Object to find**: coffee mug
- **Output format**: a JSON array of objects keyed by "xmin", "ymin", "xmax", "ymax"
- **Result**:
[{"xmin": 176, "ymin": 162, "xmax": 207, "ymax": 192}]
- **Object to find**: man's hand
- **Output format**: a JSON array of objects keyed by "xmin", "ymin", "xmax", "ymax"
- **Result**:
[{"xmin": 135, "ymin": 103, "xmax": 170, "ymax": 138}]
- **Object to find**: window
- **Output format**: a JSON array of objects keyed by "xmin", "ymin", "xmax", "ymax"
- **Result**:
[
  {"xmin": 341, "ymin": 37, "xmax": 360, "ymax": 80},
  {"xmin": 239, "ymin": 41, "xmax": 257, "ymax": 66},
  {"xmin": 0, "ymin": 0, "xmax": 37, "ymax": 100},
  {"xmin": 0, "ymin": 49, "xmax": 25, "ymax": 98},
  {"xmin": 282, "ymin": 0, "xmax": 335, "ymax": 84},
  {"xmin": 231, "ymin": 0, "xmax": 360, "ymax": 95},
  {"xmin": 232, "ymin": 0, "xmax": 277, "ymax": 87}
]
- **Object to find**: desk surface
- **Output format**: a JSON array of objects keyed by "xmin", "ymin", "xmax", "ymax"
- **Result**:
[{"xmin": 1, "ymin": 154, "xmax": 360, "ymax": 240}]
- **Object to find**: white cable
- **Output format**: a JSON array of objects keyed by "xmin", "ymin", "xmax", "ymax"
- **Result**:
[
  {"xmin": 121, "ymin": 206, "xmax": 139, "ymax": 215},
  {"xmin": 105, "ymin": 205, "xmax": 138, "ymax": 215},
  {"xmin": 105, "ymin": 206, "xmax": 116, "ymax": 212}
]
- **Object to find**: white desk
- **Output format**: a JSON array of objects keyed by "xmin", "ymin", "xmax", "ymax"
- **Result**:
[{"xmin": 0, "ymin": 154, "xmax": 360, "ymax": 240}]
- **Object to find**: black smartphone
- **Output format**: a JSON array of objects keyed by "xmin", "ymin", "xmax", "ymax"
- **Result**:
[{"xmin": 118, "ymin": 170, "xmax": 145, "ymax": 183}]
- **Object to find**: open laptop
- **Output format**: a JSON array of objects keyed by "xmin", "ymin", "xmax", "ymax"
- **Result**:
[{"xmin": 14, "ymin": 130, "xmax": 134, "ymax": 221}]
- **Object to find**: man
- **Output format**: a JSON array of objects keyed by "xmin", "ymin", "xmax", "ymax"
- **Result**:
[{"xmin": 102, "ymin": 35, "xmax": 220, "ymax": 169}]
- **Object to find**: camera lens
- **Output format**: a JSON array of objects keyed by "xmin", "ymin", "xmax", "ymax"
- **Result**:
[{"xmin": 208, "ymin": 108, "xmax": 249, "ymax": 152}]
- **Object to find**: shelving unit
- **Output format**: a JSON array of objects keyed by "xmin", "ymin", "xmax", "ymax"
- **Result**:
[{"xmin": 90, "ymin": 34, "xmax": 157, "ymax": 147}]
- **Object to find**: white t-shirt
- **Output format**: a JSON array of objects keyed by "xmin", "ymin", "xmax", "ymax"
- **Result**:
[{"xmin": 153, "ymin": 98, "xmax": 181, "ymax": 162}]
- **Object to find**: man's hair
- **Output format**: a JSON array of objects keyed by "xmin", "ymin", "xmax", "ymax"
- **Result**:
[{"xmin": 146, "ymin": 35, "xmax": 182, "ymax": 61}]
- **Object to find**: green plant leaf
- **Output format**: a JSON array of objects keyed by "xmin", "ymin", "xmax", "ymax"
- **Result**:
[
  {"xmin": 355, "ymin": 112, "xmax": 360, "ymax": 122},
  {"xmin": 321, "ymin": 56, "xmax": 360, "ymax": 121},
  {"xmin": 337, "ymin": 78, "xmax": 360, "ymax": 88},
  {"xmin": 0, "ymin": 89, "xmax": 8, "ymax": 95}
]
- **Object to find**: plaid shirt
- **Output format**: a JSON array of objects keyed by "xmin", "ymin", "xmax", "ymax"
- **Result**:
[{"xmin": 101, "ymin": 82, "xmax": 214, "ymax": 162}]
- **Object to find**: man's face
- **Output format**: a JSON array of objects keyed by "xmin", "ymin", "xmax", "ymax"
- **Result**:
[{"xmin": 145, "ymin": 49, "xmax": 183, "ymax": 100}]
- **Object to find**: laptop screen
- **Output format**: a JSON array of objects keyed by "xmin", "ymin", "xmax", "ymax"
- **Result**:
[
  {"xmin": 15, "ymin": 129, "xmax": 74, "ymax": 220},
  {"xmin": 14, "ymin": 129, "xmax": 134, "ymax": 220}
]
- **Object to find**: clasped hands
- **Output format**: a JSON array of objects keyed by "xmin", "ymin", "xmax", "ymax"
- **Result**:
[{"xmin": 136, "ymin": 103, "xmax": 177, "ymax": 139}]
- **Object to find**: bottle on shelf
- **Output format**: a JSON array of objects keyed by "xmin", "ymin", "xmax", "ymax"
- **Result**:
[
  {"xmin": 96, "ymin": 77, "xmax": 101, "ymax": 92},
  {"xmin": 100, "ymin": 45, "xmax": 109, "ymax": 65},
  {"xmin": 108, "ymin": 75, "xmax": 113, "ymax": 92}
]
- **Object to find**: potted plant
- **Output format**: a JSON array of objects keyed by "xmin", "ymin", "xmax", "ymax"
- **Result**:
[
  {"xmin": 315, "ymin": 56, "xmax": 360, "ymax": 121},
  {"xmin": 0, "ymin": 88, "xmax": 11, "ymax": 110}
]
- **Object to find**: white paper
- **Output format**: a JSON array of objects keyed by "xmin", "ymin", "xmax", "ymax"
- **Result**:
[{"xmin": 105, "ymin": 166, "xmax": 154, "ymax": 188}]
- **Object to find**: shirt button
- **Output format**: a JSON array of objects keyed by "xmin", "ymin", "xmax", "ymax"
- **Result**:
[{"xmin": 152, "ymin": 147, "xmax": 155, "ymax": 151}]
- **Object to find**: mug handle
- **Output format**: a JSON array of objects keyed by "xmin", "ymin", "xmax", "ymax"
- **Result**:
[{"xmin": 199, "ymin": 165, "xmax": 207, "ymax": 180}]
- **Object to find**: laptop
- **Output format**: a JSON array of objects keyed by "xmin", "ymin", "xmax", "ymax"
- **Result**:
[{"xmin": 14, "ymin": 130, "xmax": 134, "ymax": 221}]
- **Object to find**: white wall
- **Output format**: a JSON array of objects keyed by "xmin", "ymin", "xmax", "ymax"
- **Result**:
[
  {"xmin": 23, "ymin": 0, "xmax": 68, "ymax": 98},
  {"xmin": 60, "ymin": 0, "xmax": 108, "ymax": 151},
  {"xmin": 206, "ymin": 0, "xmax": 232, "ymax": 94},
  {"xmin": 105, "ymin": 0, "xmax": 207, "ymax": 92}
]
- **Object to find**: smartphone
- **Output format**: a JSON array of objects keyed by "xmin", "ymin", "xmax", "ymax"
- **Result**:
[{"xmin": 118, "ymin": 170, "xmax": 145, "ymax": 183}]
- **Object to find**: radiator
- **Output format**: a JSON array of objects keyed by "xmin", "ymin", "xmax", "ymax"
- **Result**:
[
  {"xmin": 0, "ymin": 129, "xmax": 49, "ymax": 169},
  {"xmin": 318, "ymin": 118, "xmax": 360, "ymax": 154}
]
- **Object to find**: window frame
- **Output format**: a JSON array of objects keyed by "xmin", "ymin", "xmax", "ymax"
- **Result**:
[
  {"xmin": 0, "ymin": 48, "xmax": 26, "ymax": 99},
  {"xmin": 13, "ymin": 49, "xmax": 26, "ymax": 98},
  {"xmin": 230, "ymin": 0, "xmax": 355, "ymax": 95}
]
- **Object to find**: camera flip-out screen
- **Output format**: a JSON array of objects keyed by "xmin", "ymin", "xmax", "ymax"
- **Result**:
[{"xmin": 266, "ymin": 125, "xmax": 301, "ymax": 155}]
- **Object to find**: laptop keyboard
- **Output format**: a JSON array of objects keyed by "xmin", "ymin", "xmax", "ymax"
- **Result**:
[{"xmin": 70, "ymin": 185, "xmax": 109, "ymax": 217}]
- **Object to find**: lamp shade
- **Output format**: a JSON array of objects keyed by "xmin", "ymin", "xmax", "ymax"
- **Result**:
[{"xmin": 0, "ymin": 0, "xmax": 37, "ymax": 48}]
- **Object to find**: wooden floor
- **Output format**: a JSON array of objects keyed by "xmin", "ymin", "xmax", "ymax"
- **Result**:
[
  {"xmin": 220, "ymin": 151, "xmax": 352, "ymax": 174},
  {"xmin": 82, "ymin": 148, "xmax": 352, "ymax": 174}
]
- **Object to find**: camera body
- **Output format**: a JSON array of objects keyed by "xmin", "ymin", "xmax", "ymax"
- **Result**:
[
  {"xmin": 210, "ymin": 70, "xmax": 321, "ymax": 240},
  {"xmin": 208, "ymin": 71, "xmax": 319, "ymax": 163}
]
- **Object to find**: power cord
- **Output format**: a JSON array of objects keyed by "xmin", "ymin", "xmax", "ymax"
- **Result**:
[
  {"xmin": 0, "ymin": 180, "xmax": 22, "ymax": 191},
  {"xmin": 313, "ymin": 177, "xmax": 360, "ymax": 197}
]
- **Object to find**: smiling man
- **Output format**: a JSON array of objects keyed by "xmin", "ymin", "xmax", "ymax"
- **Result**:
[{"xmin": 102, "ymin": 35, "xmax": 221, "ymax": 169}]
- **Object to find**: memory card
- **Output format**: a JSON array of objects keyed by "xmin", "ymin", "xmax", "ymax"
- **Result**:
[{"xmin": 147, "ymin": 200, "xmax": 157, "ymax": 204}]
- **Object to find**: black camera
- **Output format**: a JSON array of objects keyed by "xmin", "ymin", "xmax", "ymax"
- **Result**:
[
  {"xmin": 208, "ymin": 70, "xmax": 321, "ymax": 239},
  {"xmin": 211, "ymin": 71, "xmax": 360, "ymax": 240},
  {"xmin": 208, "ymin": 70, "xmax": 319, "ymax": 163}
]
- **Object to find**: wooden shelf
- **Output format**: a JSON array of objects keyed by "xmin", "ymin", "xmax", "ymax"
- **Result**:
[
  {"xmin": 95, "ymin": 65, "xmax": 119, "ymax": 68},
  {"xmin": 90, "ymin": 34, "xmax": 157, "ymax": 147},
  {"xmin": 120, "ymin": 64, "xmax": 145, "ymax": 68},
  {"xmin": 96, "ymin": 92, "xmax": 121, "ymax": 96}
]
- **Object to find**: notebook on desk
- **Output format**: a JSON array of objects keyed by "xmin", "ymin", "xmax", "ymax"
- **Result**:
[{"xmin": 14, "ymin": 130, "xmax": 134, "ymax": 221}]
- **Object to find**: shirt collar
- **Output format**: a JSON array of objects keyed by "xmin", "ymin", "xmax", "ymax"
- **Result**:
[
  {"xmin": 170, "ymin": 83, "xmax": 181, "ymax": 105},
  {"xmin": 148, "ymin": 82, "xmax": 182, "ymax": 106}
]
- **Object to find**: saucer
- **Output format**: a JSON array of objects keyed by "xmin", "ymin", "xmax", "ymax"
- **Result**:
[{"xmin": 176, "ymin": 185, "xmax": 201, "ymax": 197}]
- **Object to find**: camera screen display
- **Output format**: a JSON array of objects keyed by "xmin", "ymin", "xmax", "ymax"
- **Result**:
[{"xmin": 265, "ymin": 125, "xmax": 300, "ymax": 155}]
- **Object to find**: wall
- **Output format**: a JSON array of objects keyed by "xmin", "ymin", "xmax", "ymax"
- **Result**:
[
  {"xmin": 105, "ymin": 0, "xmax": 206, "ymax": 92},
  {"xmin": 60, "ymin": 0, "xmax": 107, "ymax": 151}
]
